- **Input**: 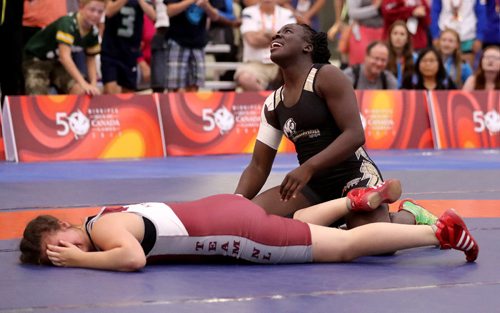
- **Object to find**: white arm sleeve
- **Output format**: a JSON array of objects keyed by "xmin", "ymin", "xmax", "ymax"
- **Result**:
[{"xmin": 256, "ymin": 93, "xmax": 283, "ymax": 150}]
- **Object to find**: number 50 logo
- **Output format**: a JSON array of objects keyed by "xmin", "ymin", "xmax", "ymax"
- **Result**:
[
  {"xmin": 202, "ymin": 107, "xmax": 235, "ymax": 134},
  {"xmin": 473, "ymin": 110, "xmax": 500, "ymax": 133},
  {"xmin": 56, "ymin": 110, "xmax": 91, "ymax": 138}
]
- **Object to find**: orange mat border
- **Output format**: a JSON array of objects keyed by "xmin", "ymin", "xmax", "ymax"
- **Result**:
[{"xmin": 1, "ymin": 200, "xmax": 499, "ymax": 240}]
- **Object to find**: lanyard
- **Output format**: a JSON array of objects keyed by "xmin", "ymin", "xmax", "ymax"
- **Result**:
[
  {"xmin": 451, "ymin": 0, "xmax": 462, "ymax": 20},
  {"xmin": 260, "ymin": 9, "xmax": 276, "ymax": 32},
  {"xmin": 397, "ymin": 56, "xmax": 406, "ymax": 88}
]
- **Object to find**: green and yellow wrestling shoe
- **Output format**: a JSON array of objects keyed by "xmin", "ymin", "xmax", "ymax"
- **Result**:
[{"xmin": 398, "ymin": 199, "xmax": 438, "ymax": 225}]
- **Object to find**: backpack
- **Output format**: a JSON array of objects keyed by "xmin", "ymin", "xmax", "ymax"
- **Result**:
[{"xmin": 352, "ymin": 65, "xmax": 388, "ymax": 90}]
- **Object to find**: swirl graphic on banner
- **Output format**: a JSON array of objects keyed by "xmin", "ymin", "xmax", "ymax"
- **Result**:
[
  {"xmin": 356, "ymin": 90, "xmax": 433, "ymax": 149},
  {"xmin": 159, "ymin": 92, "xmax": 295, "ymax": 156},
  {"xmin": 428, "ymin": 91, "xmax": 500, "ymax": 149},
  {"xmin": 7, "ymin": 94, "xmax": 165, "ymax": 162}
]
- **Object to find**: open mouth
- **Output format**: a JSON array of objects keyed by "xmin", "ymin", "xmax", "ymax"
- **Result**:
[{"xmin": 271, "ymin": 41, "xmax": 284, "ymax": 50}]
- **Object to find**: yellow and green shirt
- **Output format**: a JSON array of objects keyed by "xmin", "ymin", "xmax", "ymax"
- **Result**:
[{"xmin": 24, "ymin": 12, "xmax": 100, "ymax": 60}]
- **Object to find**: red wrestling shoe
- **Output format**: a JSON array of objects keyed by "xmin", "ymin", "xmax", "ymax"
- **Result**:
[
  {"xmin": 435, "ymin": 209, "xmax": 479, "ymax": 262},
  {"xmin": 347, "ymin": 179, "xmax": 402, "ymax": 212}
]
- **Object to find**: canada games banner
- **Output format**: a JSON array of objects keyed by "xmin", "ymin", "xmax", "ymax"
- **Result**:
[
  {"xmin": 159, "ymin": 92, "xmax": 295, "ymax": 156},
  {"xmin": 3, "ymin": 94, "xmax": 165, "ymax": 162},
  {"xmin": 428, "ymin": 91, "xmax": 500, "ymax": 149},
  {"xmin": 356, "ymin": 90, "xmax": 433, "ymax": 149}
]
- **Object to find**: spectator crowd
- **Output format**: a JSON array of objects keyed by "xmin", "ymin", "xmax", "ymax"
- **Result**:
[{"xmin": 0, "ymin": 0, "xmax": 498, "ymax": 105}]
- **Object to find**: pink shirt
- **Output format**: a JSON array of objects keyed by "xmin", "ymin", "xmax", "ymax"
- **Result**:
[{"xmin": 138, "ymin": 14, "xmax": 155, "ymax": 65}]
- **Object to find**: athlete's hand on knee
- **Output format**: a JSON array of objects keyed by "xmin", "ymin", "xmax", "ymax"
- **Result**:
[
  {"xmin": 46, "ymin": 241, "xmax": 83, "ymax": 267},
  {"xmin": 280, "ymin": 167, "xmax": 312, "ymax": 201}
]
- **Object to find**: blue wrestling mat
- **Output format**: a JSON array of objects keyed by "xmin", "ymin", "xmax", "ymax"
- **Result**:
[{"xmin": 0, "ymin": 149, "xmax": 499, "ymax": 313}]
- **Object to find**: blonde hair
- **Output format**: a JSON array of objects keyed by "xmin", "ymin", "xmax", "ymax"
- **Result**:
[{"xmin": 438, "ymin": 28, "xmax": 463, "ymax": 88}]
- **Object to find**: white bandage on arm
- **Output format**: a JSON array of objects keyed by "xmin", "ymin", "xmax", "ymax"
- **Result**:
[
  {"xmin": 256, "ymin": 99, "xmax": 283, "ymax": 150},
  {"xmin": 256, "ymin": 122, "xmax": 282, "ymax": 150}
]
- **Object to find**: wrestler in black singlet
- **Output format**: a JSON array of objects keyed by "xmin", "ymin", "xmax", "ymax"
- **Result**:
[{"xmin": 259, "ymin": 64, "xmax": 384, "ymax": 202}]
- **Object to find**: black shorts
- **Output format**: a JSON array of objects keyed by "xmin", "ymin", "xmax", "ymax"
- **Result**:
[
  {"xmin": 101, "ymin": 54, "xmax": 137, "ymax": 90},
  {"xmin": 302, "ymin": 153, "xmax": 384, "ymax": 228},
  {"xmin": 150, "ymin": 32, "xmax": 168, "ymax": 90},
  {"xmin": 303, "ymin": 151, "xmax": 384, "ymax": 203}
]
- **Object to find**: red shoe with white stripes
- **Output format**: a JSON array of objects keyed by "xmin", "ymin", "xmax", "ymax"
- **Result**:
[
  {"xmin": 347, "ymin": 179, "xmax": 402, "ymax": 212},
  {"xmin": 435, "ymin": 209, "xmax": 479, "ymax": 262}
]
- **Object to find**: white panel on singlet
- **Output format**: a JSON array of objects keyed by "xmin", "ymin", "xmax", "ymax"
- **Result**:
[{"xmin": 256, "ymin": 91, "xmax": 283, "ymax": 150}]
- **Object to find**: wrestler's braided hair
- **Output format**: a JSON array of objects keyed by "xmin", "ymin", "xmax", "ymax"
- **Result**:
[{"xmin": 299, "ymin": 24, "xmax": 331, "ymax": 64}]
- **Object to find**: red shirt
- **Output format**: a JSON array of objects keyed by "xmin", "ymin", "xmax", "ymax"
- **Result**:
[{"xmin": 381, "ymin": 0, "xmax": 431, "ymax": 50}]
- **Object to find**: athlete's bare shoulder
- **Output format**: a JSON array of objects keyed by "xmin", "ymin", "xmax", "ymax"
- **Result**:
[{"xmin": 315, "ymin": 64, "xmax": 353, "ymax": 97}]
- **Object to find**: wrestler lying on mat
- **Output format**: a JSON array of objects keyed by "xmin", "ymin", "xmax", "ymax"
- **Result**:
[{"xmin": 19, "ymin": 180, "xmax": 479, "ymax": 271}]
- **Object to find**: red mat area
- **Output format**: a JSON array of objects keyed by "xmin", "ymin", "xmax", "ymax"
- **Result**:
[{"xmin": 2, "ymin": 199, "xmax": 498, "ymax": 240}]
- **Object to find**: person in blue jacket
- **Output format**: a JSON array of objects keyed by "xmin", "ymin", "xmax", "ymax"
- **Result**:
[{"xmin": 430, "ymin": 0, "xmax": 487, "ymax": 67}]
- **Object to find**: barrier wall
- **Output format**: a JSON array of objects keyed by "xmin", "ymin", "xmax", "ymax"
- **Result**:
[
  {"xmin": 2, "ymin": 94, "xmax": 165, "ymax": 162},
  {"xmin": 356, "ymin": 90, "xmax": 433, "ymax": 149},
  {"xmin": 427, "ymin": 91, "xmax": 500, "ymax": 149},
  {"xmin": 159, "ymin": 91, "xmax": 295, "ymax": 156},
  {"xmin": 1, "ymin": 90, "xmax": 497, "ymax": 162}
]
